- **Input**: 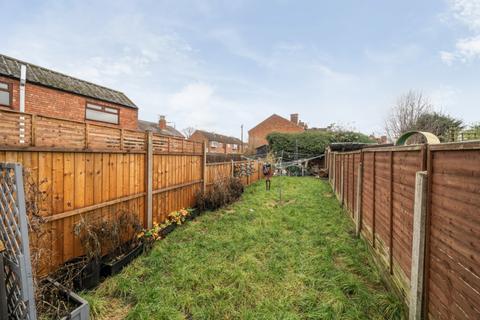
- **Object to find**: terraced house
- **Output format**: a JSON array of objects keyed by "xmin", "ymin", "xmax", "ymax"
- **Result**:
[
  {"xmin": 0, "ymin": 54, "xmax": 138, "ymax": 130},
  {"xmin": 190, "ymin": 129, "xmax": 243, "ymax": 154}
]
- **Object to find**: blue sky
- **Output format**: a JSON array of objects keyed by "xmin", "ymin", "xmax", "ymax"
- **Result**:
[{"xmin": 1, "ymin": 0, "xmax": 479, "ymax": 138}]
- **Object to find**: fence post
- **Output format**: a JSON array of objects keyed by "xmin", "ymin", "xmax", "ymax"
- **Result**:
[
  {"xmin": 340, "ymin": 160, "xmax": 344, "ymax": 206},
  {"xmin": 145, "ymin": 131, "xmax": 153, "ymax": 229},
  {"xmin": 202, "ymin": 141, "xmax": 207, "ymax": 193},
  {"xmin": 389, "ymin": 151, "xmax": 394, "ymax": 274},
  {"xmin": 332, "ymin": 153, "xmax": 336, "ymax": 190},
  {"xmin": 231, "ymin": 160, "xmax": 234, "ymax": 177},
  {"xmin": 409, "ymin": 171, "xmax": 428, "ymax": 320},
  {"xmin": 354, "ymin": 162, "xmax": 363, "ymax": 237}
]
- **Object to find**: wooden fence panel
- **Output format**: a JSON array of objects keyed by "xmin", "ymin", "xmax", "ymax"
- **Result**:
[
  {"xmin": 391, "ymin": 150, "xmax": 421, "ymax": 293},
  {"xmin": 0, "ymin": 150, "xmax": 145, "ymax": 273},
  {"xmin": 427, "ymin": 146, "xmax": 480, "ymax": 319},
  {"xmin": 373, "ymin": 151, "xmax": 391, "ymax": 265},
  {"xmin": 151, "ymin": 154, "xmax": 203, "ymax": 225},
  {"xmin": 361, "ymin": 152, "xmax": 374, "ymax": 241},
  {"xmin": 0, "ymin": 111, "xmax": 33, "ymax": 146}
]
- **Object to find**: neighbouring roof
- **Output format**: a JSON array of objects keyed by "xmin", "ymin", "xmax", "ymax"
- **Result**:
[
  {"xmin": 138, "ymin": 120, "xmax": 184, "ymax": 138},
  {"xmin": 248, "ymin": 114, "xmax": 304, "ymax": 133},
  {"xmin": 0, "ymin": 54, "xmax": 137, "ymax": 109},
  {"xmin": 194, "ymin": 130, "xmax": 242, "ymax": 144}
]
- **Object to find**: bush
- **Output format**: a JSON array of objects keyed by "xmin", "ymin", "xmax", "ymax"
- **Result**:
[
  {"xmin": 267, "ymin": 128, "xmax": 373, "ymax": 158},
  {"xmin": 196, "ymin": 177, "xmax": 244, "ymax": 211}
]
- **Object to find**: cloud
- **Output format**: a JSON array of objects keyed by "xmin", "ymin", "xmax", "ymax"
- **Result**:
[
  {"xmin": 449, "ymin": 0, "xmax": 480, "ymax": 31},
  {"xmin": 163, "ymin": 82, "xmax": 254, "ymax": 136},
  {"xmin": 441, "ymin": 0, "xmax": 480, "ymax": 64}
]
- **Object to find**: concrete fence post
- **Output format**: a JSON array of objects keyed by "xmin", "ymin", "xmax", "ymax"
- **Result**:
[
  {"xmin": 145, "ymin": 131, "xmax": 153, "ymax": 229},
  {"xmin": 409, "ymin": 171, "xmax": 428, "ymax": 320},
  {"xmin": 354, "ymin": 162, "xmax": 363, "ymax": 237}
]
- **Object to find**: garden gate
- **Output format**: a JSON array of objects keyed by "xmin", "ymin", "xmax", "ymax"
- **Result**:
[{"xmin": 0, "ymin": 163, "xmax": 36, "ymax": 319}]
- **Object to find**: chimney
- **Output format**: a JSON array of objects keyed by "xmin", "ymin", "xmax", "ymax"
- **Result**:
[
  {"xmin": 290, "ymin": 113, "xmax": 299, "ymax": 125},
  {"xmin": 159, "ymin": 115, "xmax": 167, "ymax": 130}
]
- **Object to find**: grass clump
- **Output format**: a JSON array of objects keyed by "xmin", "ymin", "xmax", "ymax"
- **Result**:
[{"xmin": 84, "ymin": 177, "xmax": 405, "ymax": 319}]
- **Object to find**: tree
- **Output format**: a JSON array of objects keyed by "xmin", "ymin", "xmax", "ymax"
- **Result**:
[
  {"xmin": 385, "ymin": 90, "xmax": 433, "ymax": 140},
  {"xmin": 182, "ymin": 127, "xmax": 196, "ymax": 139},
  {"xmin": 266, "ymin": 129, "xmax": 373, "ymax": 160},
  {"xmin": 414, "ymin": 112, "xmax": 463, "ymax": 142}
]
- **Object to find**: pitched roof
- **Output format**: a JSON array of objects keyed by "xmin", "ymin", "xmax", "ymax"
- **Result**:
[
  {"xmin": 194, "ymin": 130, "xmax": 242, "ymax": 144},
  {"xmin": 138, "ymin": 120, "xmax": 184, "ymax": 138},
  {"xmin": 248, "ymin": 114, "xmax": 304, "ymax": 133},
  {"xmin": 0, "ymin": 54, "xmax": 137, "ymax": 109}
]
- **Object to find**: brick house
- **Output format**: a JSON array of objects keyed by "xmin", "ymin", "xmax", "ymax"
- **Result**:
[
  {"xmin": 190, "ymin": 130, "xmax": 243, "ymax": 154},
  {"xmin": 138, "ymin": 115, "xmax": 184, "ymax": 138},
  {"xmin": 248, "ymin": 113, "xmax": 306, "ymax": 152},
  {"xmin": 0, "ymin": 54, "xmax": 138, "ymax": 129}
]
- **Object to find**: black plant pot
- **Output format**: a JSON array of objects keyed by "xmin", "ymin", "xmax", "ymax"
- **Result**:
[
  {"xmin": 160, "ymin": 223, "xmax": 177, "ymax": 237},
  {"xmin": 186, "ymin": 210, "xmax": 199, "ymax": 221},
  {"xmin": 101, "ymin": 243, "xmax": 144, "ymax": 277},
  {"xmin": 72, "ymin": 258, "xmax": 101, "ymax": 290},
  {"xmin": 45, "ymin": 278, "xmax": 90, "ymax": 320}
]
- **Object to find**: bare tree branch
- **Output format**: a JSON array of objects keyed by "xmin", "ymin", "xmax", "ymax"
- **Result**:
[
  {"xmin": 385, "ymin": 90, "xmax": 433, "ymax": 141},
  {"xmin": 182, "ymin": 127, "xmax": 196, "ymax": 139}
]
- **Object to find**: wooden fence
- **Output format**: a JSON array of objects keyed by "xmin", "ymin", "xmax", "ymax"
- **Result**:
[
  {"xmin": 0, "ymin": 109, "xmax": 262, "ymax": 274},
  {"xmin": 326, "ymin": 141, "xmax": 480, "ymax": 319},
  {"xmin": 206, "ymin": 160, "xmax": 262, "ymax": 190}
]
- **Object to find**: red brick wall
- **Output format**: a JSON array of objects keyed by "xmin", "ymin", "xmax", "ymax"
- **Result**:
[
  {"xmin": 0, "ymin": 75, "xmax": 138, "ymax": 130},
  {"xmin": 248, "ymin": 115, "xmax": 304, "ymax": 151}
]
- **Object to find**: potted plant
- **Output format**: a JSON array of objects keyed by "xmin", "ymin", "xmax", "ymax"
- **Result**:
[
  {"xmin": 185, "ymin": 208, "xmax": 198, "ymax": 221},
  {"xmin": 72, "ymin": 217, "xmax": 102, "ymax": 290},
  {"xmin": 37, "ymin": 278, "xmax": 89, "ymax": 320},
  {"xmin": 100, "ymin": 211, "xmax": 144, "ymax": 277},
  {"xmin": 159, "ymin": 219, "xmax": 176, "ymax": 237}
]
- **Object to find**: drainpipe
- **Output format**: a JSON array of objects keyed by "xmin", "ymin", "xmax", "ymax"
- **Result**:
[
  {"xmin": 19, "ymin": 65, "xmax": 27, "ymax": 144},
  {"xmin": 19, "ymin": 65, "xmax": 27, "ymax": 112}
]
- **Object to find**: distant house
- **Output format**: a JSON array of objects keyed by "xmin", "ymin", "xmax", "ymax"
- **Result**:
[
  {"xmin": 0, "ymin": 54, "xmax": 138, "ymax": 129},
  {"xmin": 190, "ymin": 130, "xmax": 243, "ymax": 154},
  {"xmin": 248, "ymin": 113, "xmax": 306, "ymax": 152},
  {"xmin": 138, "ymin": 115, "xmax": 184, "ymax": 138}
]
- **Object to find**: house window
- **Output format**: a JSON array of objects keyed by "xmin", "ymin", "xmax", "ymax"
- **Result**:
[
  {"xmin": 85, "ymin": 103, "xmax": 119, "ymax": 124},
  {"xmin": 232, "ymin": 144, "xmax": 238, "ymax": 150},
  {"xmin": 210, "ymin": 141, "xmax": 219, "ymax": 148},
  {"xmin": 0, "ymin": 81, "xmax": 11, "ymax": 107}
]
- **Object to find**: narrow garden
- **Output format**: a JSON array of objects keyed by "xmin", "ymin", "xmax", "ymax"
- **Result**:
[{"xmin": 83, "ymin": 177, "xmax": 404, "ymax": 320}]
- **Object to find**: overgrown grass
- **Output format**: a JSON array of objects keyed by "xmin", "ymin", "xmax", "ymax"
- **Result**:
[{"xmin": 84, "ymin": 177, "xmax": 405, "ymax": 319}]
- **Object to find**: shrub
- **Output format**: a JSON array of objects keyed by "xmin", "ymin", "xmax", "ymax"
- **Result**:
[{"xmin": 195, "ymin": 177, "xmax": 244, "ymax": 211}]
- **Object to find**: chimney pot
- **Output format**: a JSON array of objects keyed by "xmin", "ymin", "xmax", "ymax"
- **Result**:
[
  {"xmin": 159, "ymin": 115, "xmax": 167, "ymax": 130},
  {"xmin": 290, "ymin": 113, "xmax": 299, "ymax": 125}
]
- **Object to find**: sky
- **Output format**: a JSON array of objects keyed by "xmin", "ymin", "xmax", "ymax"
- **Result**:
[{"xmin": 1, "ymin": 0, "xmax": 480, "ymax": 138}]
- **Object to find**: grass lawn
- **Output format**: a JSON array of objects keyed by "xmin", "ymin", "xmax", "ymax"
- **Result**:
[{"xmin": 84, "ymin": 177, "xmax": 405, "ymax": 320}]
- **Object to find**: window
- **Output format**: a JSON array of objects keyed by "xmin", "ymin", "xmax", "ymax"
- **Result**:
[
  {"xmin": 0, "ymin": 81, "xmax": 11, "ymax": 107},
  {"xmin": 232, "ymin": 144, "xmax": 238, "ymax": 150},
  {"xmin": 210, "ymin": 140, "xmax": 219, "ymax": 148},
  {"xmin": 85, "ymin": 103, "xmax": 119, "ymax": 124}
]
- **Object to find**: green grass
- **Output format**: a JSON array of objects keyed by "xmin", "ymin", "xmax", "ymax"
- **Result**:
[{"xmin": 84, "ymin": 177, "xmax": 405, "ymax": 320}]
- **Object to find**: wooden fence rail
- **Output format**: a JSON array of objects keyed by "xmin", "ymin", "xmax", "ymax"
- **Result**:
[
  {"xmin": 326, "ymin": 141, "xmax": 480, "ymax": 320},
  {"xmin": 0, "ymin": 110, "xmax": 262, "ymax": 275}
]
